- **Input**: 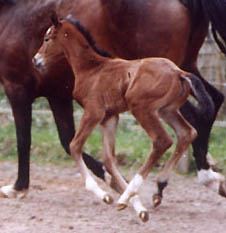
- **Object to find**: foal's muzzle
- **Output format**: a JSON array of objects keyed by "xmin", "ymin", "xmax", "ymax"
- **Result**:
[{"xmin": 32, "ymin": 53, "xmax": 45, "ymax": 71}]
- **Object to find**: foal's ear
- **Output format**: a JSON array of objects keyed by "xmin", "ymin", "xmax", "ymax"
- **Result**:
[{"xmin": 50, "ymin": 11, "xmax": 61, "ymax": 28}]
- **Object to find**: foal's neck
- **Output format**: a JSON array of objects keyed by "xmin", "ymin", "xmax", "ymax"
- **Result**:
[{"xmin": 62, "ymin": 36, "xmax": 107, "ymax": 74}]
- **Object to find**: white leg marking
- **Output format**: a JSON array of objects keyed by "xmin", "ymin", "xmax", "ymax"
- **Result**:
[
  {"xmin": 118, "ymin": 174, "xmax": 143, "ymax": 205},
  {"xmin": 198, "ymin": 168, "xmax": 225, "ymax": 184},
  {"xmin": 130, "ymin": 195, "xmax": 147, "ymax": 215},
  {"xmin": 80, "ymin": 160, "xmax": 108, "ymax": 200},
  {"xmin": 85, "ymin": 175, "xmax": 107, "ymax": 200},
  {"xmin": 198, "ymin": 168, "xmax": 225, "ymax": 193},
  {"xmin": 0, "ymin": 185, "xmax": 28, "ymax": 199}
]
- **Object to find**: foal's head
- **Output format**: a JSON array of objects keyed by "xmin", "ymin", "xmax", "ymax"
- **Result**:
[
  {"xmin": 33, "ymin": 13, "xmax": 83, "ymax": 71},
  {"xmin": 33, "ymin": 12, "xmax": 112, "ymax": 71}
]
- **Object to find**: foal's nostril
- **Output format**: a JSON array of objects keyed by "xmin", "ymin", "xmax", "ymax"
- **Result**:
[{"xmin": 32, "ymin": 54, "xmax": 44, "ymax": 70}]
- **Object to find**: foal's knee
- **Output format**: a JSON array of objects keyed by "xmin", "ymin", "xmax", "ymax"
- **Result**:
[
  {"xmin": 69, "ymin": 140, "xmax": 82, "ymax": 161},
  {"xmin": 153, "ymin": 135, "xmax": 173, "ymax": 155},
  {"xmin": 180, "ymin": 127, "xmax": 197, "ymax": 148}
]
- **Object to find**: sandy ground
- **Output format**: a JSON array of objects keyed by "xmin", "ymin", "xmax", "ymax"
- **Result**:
[{"xmin": 1, "ymin": 161, "xmax": 226, "ymax": 233}]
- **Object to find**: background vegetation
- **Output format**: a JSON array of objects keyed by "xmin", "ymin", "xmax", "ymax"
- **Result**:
[{"xmin": 0, "ymin": 86, "xmax": 226, "ymax": 175}]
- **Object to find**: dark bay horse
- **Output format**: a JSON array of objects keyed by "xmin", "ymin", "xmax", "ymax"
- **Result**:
[
  {"xmin": 42, "ymin": 14, "xmax": 199, "ymax": 221},
  {"xmin": 1, "ymin": 0, "xmax": 226, "ymax": 202}
]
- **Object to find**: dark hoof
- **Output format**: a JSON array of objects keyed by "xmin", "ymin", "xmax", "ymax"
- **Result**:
[
  {"xmin": 219, "ymin": 181, "xmax": 226, "ymax": 198},
  {"xmin": 152, "ymin": 194, "xmax": 162, "ymax": 208},
  {"xmin": 103, "ymin": 194, "xmax": 113, "ymax": 204},
  {"xmin": 117, "ymin": 203, "xmax": 127, "ymax": 211},
  {"xmin": 139, "ymin": 211, "xmax": 149, "ymax": 222}
]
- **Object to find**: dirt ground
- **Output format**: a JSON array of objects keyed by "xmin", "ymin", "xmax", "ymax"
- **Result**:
[{"xmin": 1, "ymin": 161, "xmax": 226, "ymax": 233}]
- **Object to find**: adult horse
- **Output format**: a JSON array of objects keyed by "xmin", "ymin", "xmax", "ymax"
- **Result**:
[{"xmin": 0, "ymin": 0, "xmax": 226, "ymax": 202}]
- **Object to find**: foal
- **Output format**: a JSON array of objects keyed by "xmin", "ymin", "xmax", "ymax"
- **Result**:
[{"xmin": 39, "ymin": 14, "xmax": 197, "ymax": 222}]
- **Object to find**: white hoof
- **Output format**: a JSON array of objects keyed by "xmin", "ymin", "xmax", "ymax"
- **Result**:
[{"xmin": 0, "ymin": 185, "xmax": 28, "ymax": 199}]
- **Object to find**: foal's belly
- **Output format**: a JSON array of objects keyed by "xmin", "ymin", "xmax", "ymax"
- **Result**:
[{"xmin": 102, "ymin": 93, "xmax": 128, "ymax": 115}]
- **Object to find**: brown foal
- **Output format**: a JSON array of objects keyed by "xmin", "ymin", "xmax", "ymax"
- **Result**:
[{"xmin": 38, "ymin": 14, "xmax": 197, "ymax": 222}]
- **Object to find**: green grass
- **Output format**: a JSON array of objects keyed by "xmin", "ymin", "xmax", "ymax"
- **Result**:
[
  {"xmin": 209, "ymin": 126, "xmax": 226, "ymax": 171},
  {"xmin": 0, "ymin": 96, "xmax": 226, "ymax": 174}
]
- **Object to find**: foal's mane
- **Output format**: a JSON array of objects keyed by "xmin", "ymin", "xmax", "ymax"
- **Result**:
[{"xmin": 65, "ymin": 15, "xmax": 113, "ymax": 58}]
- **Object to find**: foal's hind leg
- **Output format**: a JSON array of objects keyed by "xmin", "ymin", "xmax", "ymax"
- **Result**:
[
  {"xmin": 153, "ymin": 109, "xmax": 197, "ymax": 207},
  {"xmin": 69, "ymin": 110, "xmax": 112, "ymax": 204},
  {"xmin": 118, "ymin": 110, "xmax": 173, "ymax": 215},
  {"xmin": 101, "ymin": 115, "xmax": 148, "ymax": 222}
]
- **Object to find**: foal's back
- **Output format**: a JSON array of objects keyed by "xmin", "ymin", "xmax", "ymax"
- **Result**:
[
  {"xmin": 124, "ymin": 57, "xmax": 189, "ymax": 111},
  {"xmin": 81, "ymin": 56, "xmax": 189, "ymax": 115}
]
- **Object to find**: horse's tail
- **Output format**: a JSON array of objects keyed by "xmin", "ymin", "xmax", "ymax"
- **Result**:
[
  {"xmin": 180, "ymin": 0, "xmax": 204, "ymax": 28},
  {"xmin": 200, "ymin": 0, "xmax": 226, "ymax": 56},
  {"xmin": 181, "ymin": 0, "xmax": 226, "ymax": 56},
  {"xmin": 180, "ymin": 73, "xmax": 215, "ymax": 117}
]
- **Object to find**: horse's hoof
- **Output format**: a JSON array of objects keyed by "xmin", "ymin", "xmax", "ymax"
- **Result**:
[
  {"xmin": 139, "ymin": 210, "xmax": 149, "ymax": 222},
  {"xmin": 219, "ymin": 181, "xmax": 226, "ymax": 198},
  {"xmin": 152, "ymin": 194, "xmax": 162, "ymax": 208},
  {"xmin": 103, "ymin": 194, "xmax": 113, "ymax": 204},
  {"xmin": 117, "ymin": 203, "xmax": 127, "ymax": 211},
  {"xmin": 0, "ymin": 185, "xmax": 28, "ymax": 199}
]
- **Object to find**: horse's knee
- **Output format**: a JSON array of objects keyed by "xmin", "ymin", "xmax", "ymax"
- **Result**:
[
  {"xmin": 190, "ymin": 127, "xmax": 197, "ymax": 142},
  {"xmin": 153, "ymin": 135, "xmax": 173, "ymax": 154},
  {"xmin": 180, "ymin": 127, "xmax": 197, "ymax": 148},
  {"xmin": 69, "ymin": 140, "xmax": 82, "ymax": 160}
]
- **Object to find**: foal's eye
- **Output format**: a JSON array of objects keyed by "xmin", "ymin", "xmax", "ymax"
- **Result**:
[{"xmin": 45, "ymin": 38, "xmax": 50, "ymax": 42}]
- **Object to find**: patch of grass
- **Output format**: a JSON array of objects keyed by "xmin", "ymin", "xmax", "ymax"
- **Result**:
[
  {"xmin": 209, "ymin": 126, "xmax": 226, "ymax": 173},
  {"xmin": 0, "ymin": 96, "xmax": 226, "ymax": 174}
]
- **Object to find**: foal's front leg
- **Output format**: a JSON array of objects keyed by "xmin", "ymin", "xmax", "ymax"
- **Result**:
[
  {"xmin": 69, "ymin": 110, "xmax": 113, "ymax": 204},
  {"xmin": 100, "ymin": 115, "xmax": 148, "ymax": 222},
  {"xmin": 101, "ymin": 115, "xmax": 127, "ymax": 193},
  {"xmin": 48, "ymin": 97, "xmax": 105, "ymax": 180}
]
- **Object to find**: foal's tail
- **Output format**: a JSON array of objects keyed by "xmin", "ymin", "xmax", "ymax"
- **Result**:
[{"xmin": 180, "ymin": 73, "xmax": 215, "ymax": 117}]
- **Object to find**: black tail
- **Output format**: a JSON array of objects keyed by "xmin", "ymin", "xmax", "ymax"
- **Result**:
[
  {"xmin": 181, "ymin": 0, "xmax": 226, "ymax": 56},
  {"xmin": 185, "ymin": 74, "xmax": 215, "ymax": 118},
  {"xmin": 180, "ymin": 0, "xmax": 204, "ymax": 28},
  {"xmin": 201, "ymin": 0, "xmax": 226, "ymax": 56}
]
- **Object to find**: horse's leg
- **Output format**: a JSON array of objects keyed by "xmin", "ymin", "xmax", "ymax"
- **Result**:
[
  {"xmin": 100, "ymin": 115, "xmax": 148, "ymax": 221},
  {"xmin": 153, "ymin": 109, "xmax": 197, "ymax": 207},
  {"xmin": 48, "ymin": 97, "xmax": 105, "ymax": 180},
  {"xmin": 118, "ymin": 110, "xmax": 172, "ymax": 217},
  {"xmin": 69, "ymin": 109, "xmax": 113, "ymax": 204},
  {"xmin": 100, "ymin": 115, "xmax": 126, "ymax": 193},
  {"xmin": 181, "ymin": 66, "xmax": 226, "ymax": 197},
  {"xmin": 0, "ymin": 86, "xmax": 33, "ymax": 199}
]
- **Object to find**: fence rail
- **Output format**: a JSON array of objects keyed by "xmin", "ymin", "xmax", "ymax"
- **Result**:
[{"xmin": 1, "ymin": 107, "xmax": 226, "ymax": 128}]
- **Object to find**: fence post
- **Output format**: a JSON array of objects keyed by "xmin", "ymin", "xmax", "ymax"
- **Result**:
[{"xmin": 176, "ymin": 148, "xmax": 191, "ymax": 174}]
